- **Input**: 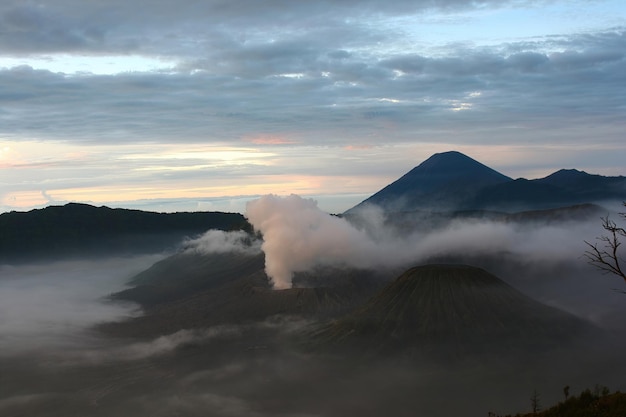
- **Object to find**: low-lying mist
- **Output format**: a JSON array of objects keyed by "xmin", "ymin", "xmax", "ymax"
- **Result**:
[
  {"xmin": 2, "ymin": 195, "xmax": 625, "ymax": 417},
  {"xmin": 0, "ymin": 255, "xmax": 162, "ymax": 355}
]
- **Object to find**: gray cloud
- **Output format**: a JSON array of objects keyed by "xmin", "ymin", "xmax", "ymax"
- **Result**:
[
  {"xmin": 2, "ymin": 29, "xmax": 624, "ymax": 146},
  {"xmin": 0, "ymin": 0, "xmax": 527, "ymax": 55}
]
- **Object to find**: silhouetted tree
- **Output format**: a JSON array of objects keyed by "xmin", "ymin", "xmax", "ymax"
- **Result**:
[
  {"xmin": 563, "ymin": 385, "xmax": 570, "ymax": 401},
  {"xmin": 593, "ymin": 384, "xmax": 610, "ymax": 397},
  {"xmin": 531, "ymin": 389, "xmax": 541, "ymax": 415},
  {"xmin": 584, "ymin": 202, "xmax": 626, "ymax": 290}
]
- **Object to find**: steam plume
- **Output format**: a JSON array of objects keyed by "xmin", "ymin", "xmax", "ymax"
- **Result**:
[
  {"xmin": 245, "ymin": 194, "xmax": 601, "ymax": 289},
  {"xmin": 245, "ymin": 194, "xmax": 381, "ymax": 288}
]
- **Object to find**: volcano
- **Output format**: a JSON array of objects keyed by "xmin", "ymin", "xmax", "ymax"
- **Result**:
[
  {"xmin": 311, "ymin": 264, "xmax": 595, "ymax": 357},
  {"xmin": 348, "ymin": 151, "xmax": 512, "ymax": 212},
  {"xmin": 346, "ymin": 151, "xmax": 625, "ymax": 213}
]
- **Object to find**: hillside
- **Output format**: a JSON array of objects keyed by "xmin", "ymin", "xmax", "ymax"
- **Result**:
[
  {"xmin": 0, "ymin": 203, "xmax": 250, "ymax": 262},
  {"xmin": 498, "ymin": 388, "xmax": 626, "ymax": 417}
]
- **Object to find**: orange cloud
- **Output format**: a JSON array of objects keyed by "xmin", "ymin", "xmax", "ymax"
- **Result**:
[
  {"xmin": 344, "ymin": 144, "xmax": 374, "ymax": 150},
  {"xmin": 1, "ymin": 191, "xmax": 49, "ymax": 208},
  {"xmin": 244, "ymin": 134, "xmax": 297, "ymax": 145}
]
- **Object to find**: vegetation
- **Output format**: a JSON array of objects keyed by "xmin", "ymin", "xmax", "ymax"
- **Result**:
[{"xmin": 494, "ymin": 386, "xmax": 626, "ymax": 417}]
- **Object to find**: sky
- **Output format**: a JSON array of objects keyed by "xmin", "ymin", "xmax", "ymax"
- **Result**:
[{"xmin": 0, "ymin": 0, "xmax": 625, "ymax": 214}]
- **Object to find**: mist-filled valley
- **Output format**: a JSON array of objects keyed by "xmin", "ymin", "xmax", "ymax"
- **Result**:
[{"xmin": 2, "ymin": 152, "xmax": 626, "ymax": 416}]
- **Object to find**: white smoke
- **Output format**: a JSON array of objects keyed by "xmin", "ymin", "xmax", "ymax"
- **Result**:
[
  {"xmin": 245, "ymin": 194, "xmax": 601, "ymax": 289},
  {"xmin": 245, "ymin": 194, "xmax": 382, "ymax": 288}
]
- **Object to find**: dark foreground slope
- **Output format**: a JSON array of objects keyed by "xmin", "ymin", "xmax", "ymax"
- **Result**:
[
  {"xmin": 0, "ymin": 203, "xmax": 249, "ymax": 262},
  {"xmin": 311, "ymin": 264, "xmax": 595, "ymax": 357},
  {"xmin": 502, "ymin": 388, "xmax": 626, "ymax": 417}
]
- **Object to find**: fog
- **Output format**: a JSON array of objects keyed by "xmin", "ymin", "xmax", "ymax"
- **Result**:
[
  {"xmin": 182, "ymin": 229, "xmax": 262, "ymax": 255},
  {"xmin": 2, "ymin": 198, "xmax": 626, "ymax": 416},
  {"xmin": 0, "ymin": 256, "xmax": 162, "ymax": 354}
]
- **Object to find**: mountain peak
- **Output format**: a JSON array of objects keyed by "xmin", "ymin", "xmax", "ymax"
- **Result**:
[
  {"xmin": 535, "ymin": 168, "xmax": 626, "ymax": 201},
  {"xmin": 543, "ymin": 168, "xmax": 589, "ymax": 179},
  {"xmin": 418, "ymin": 150, "xmax": 478, "ymax": 165},
  {"xmin": 348, "ymin": 151, "xmax": 511, "ymax": 212},
  {"xmin": 407, "ymin": 151, "xmax": 509, "ymax": 176},
  {"xmin": 312, "ymin": 264, "xmax": 593, "ymax": 356}
]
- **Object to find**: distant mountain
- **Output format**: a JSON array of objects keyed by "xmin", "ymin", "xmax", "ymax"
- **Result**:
[
  {"xmin": 347, "ymin": 151, "xmax": 626, "ymax": 213},
  {"xmin": 310, "ymin": 264, "xmax": 595, "ymax": 357},
  {"xmin": 535, "ymin": 168, "xmax": 626, "ymax": 202},
  {"xmin": 0, "ymin": 203, "xmax": 250, "ymax": 262},
  {"xmin": 350, "ymin": 151, "xmax": 512, "ymax": 212}
]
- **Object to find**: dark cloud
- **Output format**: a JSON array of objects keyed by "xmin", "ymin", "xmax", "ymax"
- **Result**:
[
  {"xmin": 0, "ymin": 1, "xmax": 620, "ymax": 67},
  {"xmin": 0, "ymin": 2, "xmax": 119, "ymax": 54},
  {"xmin": 0, "ymin": 0, "xmax": 518, "ymax": 56},
  {"xmin": 2, "ymin": 29, "xmax": 624, "ymax": 148}
]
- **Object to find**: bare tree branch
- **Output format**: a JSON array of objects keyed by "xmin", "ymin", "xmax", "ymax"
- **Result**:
[{"xmin": 583, "ymin": 203, "xmax": 626, "ymax": 287}]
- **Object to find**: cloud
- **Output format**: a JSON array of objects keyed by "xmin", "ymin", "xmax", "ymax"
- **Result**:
[
  {"xmin": 0, "ymin": 3, "xmax": 100, "ymax": 53},
  {"xmin": 344, "ymin": 144, "xmax": 374, "ymax": 150},
  {"xmin": 2, "ymin": 29, "xmax": 624, "ymax": 146},
  {"xmin": 0, "ymin": 0, "xmax": 526, "ymax": 55},
  {"xmin": 244, "ymin": 134, "xmax": 298, "ymax": 145}
]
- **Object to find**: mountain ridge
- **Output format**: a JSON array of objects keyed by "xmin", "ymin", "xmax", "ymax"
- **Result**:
[
  {"xmin": 0, "ymin": 203, "xmax": 251, "ymax": 262},
  {"xmin": 347, "ymin": 151, "xmax": 625, "ymax": 213}
]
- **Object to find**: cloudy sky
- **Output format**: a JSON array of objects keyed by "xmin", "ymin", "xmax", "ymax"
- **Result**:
[{"xmin": 1, "ymin": 0, "xmax": 625, "ymax": 214}]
